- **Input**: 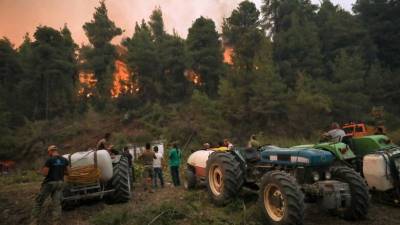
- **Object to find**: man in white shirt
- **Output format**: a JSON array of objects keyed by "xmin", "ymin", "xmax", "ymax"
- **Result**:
[
  {"xmin": 153, "ymin": 146, "xmax": 164, "ymax": 188},
  {"xmin": 323, "ymin": 122, "xmax": 346, "ymax": 142}
]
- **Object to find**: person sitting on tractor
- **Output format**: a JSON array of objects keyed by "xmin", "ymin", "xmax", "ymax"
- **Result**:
[
  {"xmin": 31, "ymin": 145, "xmax": 69, "ymax": 225},
  {"xmin": 202, "ymin": 143, "xmax": 210, "ymax": 150},
  {"xmin": 374, "ymin": 127, "xmax": 386, "ymax": 135},
  {"xmin": 248, "ymin": 135, "xmax": 260, "ymax": 149},
  {"xmin": 323, "ymin": 122, "xmax": 346, "ymax": 142},
  {"xmin": 97, "ymin": 133, "xmax": 111, "ymax": 151},
  {"xmin": 223, "ymin": 139, "xmax": 234, "ymax": 150}
]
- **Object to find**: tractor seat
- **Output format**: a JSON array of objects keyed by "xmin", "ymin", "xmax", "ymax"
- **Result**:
[{"xmin": 243, "ymin": 148, "xmax": 261, "ymax": 163}]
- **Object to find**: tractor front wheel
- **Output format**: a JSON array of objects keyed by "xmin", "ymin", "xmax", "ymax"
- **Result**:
[{"xmin": 258, "ymin": 171, "xmax": 304, "ymax": 225}]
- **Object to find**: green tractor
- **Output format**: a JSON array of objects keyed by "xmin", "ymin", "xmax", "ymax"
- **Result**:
[{"xmin": 293, "ymin": 135, "xmax": 400, "ymax": 205}]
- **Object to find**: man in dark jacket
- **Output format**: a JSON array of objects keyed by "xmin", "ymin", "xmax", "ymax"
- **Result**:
[{"xmin": 31, "ymin": 145, "xmax": 69, "ymax": 225}]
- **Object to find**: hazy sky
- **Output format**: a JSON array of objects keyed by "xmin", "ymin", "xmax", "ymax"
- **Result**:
[{"xmin": 0, "ymin": 0, "xmax": 355, "ymax": 46}]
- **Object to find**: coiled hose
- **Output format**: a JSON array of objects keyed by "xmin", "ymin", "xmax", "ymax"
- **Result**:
[{"xmin": 66, "ymin": 165, "xmax": 101, "ymax": 185}]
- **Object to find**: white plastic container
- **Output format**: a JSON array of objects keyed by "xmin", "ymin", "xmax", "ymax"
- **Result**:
[
  {"xmin": 187, "ymin": 150, "xmax": 214, "ymax": 177},
  {"xmin": 363, "ymin": 153, "xmax": 393, "ymax": 191},
  {"xmin": 63, "ymin": 150, "xmax": 113, "ymax": 182}
]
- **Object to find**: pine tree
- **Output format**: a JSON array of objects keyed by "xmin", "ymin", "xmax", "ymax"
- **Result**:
[
  {"xmin": 323, "ymin": 51, "xmax": 369, "ymax": 121},
  {"xmin": 187, "ymin": 16, "xmax": 223, "ymax": 98},
  {"xmin": 223, "ymin": 0, "xmax": 264, "ymax": 71},
  {"xmin": 262, "ymin": 0, "xmax": 323, "ymax": 87},
  {"xmin": 354, "ymin": 0, "xmax": 400, "ymax": 69},
  {"xmin": 124, "ymin": 21, "xmax": 161, "ymax": 102},
  {"xmin": 82, "ymin": 0, "xmax": 122, "ymax": 100}
]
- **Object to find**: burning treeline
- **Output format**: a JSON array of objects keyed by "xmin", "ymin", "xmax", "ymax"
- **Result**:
[{"xmin": 79, "ymin": 45, "xmax": 234, "ymax": 98}]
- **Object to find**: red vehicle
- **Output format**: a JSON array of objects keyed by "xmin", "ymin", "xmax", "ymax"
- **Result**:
[{"xmin": 342, "ymin": 122, "xmax": 385, "ymax": 137}]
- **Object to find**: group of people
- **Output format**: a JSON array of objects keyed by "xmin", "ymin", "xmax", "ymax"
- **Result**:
[
  {"xmin": 30, "ymin": 134, "xmax": 183, "ymax": 225},
  {"xmin": 138, "ymin": 142, "xmax": 182, "ymax": 193}
]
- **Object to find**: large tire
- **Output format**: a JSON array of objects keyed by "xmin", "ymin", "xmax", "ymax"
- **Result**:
[
  {"xmin": 184, "ymin": 166, "xmax": 196, "ymax": 190},
  {"xmin": 258, "ymin": 171, "xmax": 304, "ymax": 225},
  {"xmin": 331, "ymin": 166, "xmax": 369, "ymax": 220},
  {"xmin": 107, "ymin": 156, "xmax": 131, "ymax": 203},
  {"xmin": 206, "ymin": 152, "xmax": 244, "ymax": 206}
]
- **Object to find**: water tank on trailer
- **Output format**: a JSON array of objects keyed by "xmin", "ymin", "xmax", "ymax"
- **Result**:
[{"xmin": 63, "ymin": 150, "xmax": 113, "ymax": 182}]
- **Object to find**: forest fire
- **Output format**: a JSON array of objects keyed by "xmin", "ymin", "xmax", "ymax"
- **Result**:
[
  {"xmin": 111, "ymin": 59, "xmax": 135, "ymax": 98},
  {"xmin": 185, "ymin": 69, "xmax": 202, "ymax": 85},
  {"xmin": 223, "ymin": 46, "xmax": 234, "ymax": 65},
  {"xmin": 78, "ymin": 45, "xmax": 136, "ymax": 98}
]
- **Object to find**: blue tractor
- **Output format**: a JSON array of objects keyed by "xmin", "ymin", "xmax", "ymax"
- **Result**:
[{"xmin": 202, "ymin": 146, "xmax": 369, "ymax": 225}]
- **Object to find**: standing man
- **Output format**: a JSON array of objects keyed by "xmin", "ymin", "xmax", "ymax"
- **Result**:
[
  {"xmin": 97, "ymin": 133, "xmax": 111, "ymax": 150},
  {"xmin": 169, "ymin": 143, "xmax": 182, "ymax": 187},
  {"xmin": 153, "ymin": 146, "xmax": 164, "ymax": 189},
  {"xmin": 31, "ymin": 145, "xmax": 69, "ymax": 225},
  {"xmin": 323, "ymin": 122, "xmax": 346, "ymax": 142},
  {"xmin": 138, "ymin": 143, "xmax": 156, "ymax": 193}
]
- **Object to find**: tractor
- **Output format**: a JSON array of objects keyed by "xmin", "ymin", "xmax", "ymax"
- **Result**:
[
  {"xmin": 185, "ymin": 146, "xmax": 369, "ymax": 225},
  {"xmin": 61, "ymin": 149, "xmax": 131, "ymax": 208},
  {"xmin": 293, "ymin": 134, "xmax": 400, "ymax": 205}
]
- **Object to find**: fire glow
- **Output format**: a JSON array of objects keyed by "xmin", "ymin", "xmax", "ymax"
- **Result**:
[
  {"xmin": 223, "ymin": 46, "xmax": 234, "ymax": 65},
  {"xmin": 185, "ymin": 69, "xmax": 202, "ymax": 85},
  {"xmin": 111, "ymin": 59, "xmax": 135, "ymax": 98}
]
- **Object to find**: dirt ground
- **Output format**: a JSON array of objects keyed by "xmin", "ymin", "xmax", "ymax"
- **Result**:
[{"xmin": 0, "ymin": 179, "xmax": 399, "ymax": 225}]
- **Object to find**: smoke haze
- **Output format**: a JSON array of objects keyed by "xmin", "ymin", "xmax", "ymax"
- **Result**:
[{"xmin": 0, "ymin": 0, "xmax": 354, "ymax": 46}]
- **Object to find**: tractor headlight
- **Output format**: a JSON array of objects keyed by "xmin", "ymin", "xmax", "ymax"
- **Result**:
[
  {"xmin": 312, "ymin": 171, "xmax": 320, "ymax": 181},
  {"xmin": 325, "ymin": 171, "xmax": 332, "ymax": 180}
]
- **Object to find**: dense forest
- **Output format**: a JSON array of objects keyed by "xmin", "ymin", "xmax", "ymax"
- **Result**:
[{"xmin": 1, "ymin": 0, "xmax": 399, "ymax": 159}]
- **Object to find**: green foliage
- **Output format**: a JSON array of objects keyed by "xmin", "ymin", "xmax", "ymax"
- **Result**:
[
  {"xmin": 124, "ymin": 21, "xmax": 161, "ymax": 102},
  {"xmin": 166, "ymin": 91, "xmax": 230, "ymax": 146},
  {"xmin": 322, "ymin": 51, "xmax": 369, "ymax": 121},
  {"xmin": 286, "ymin": 74, "xmax": 332, "ymax": 136},
  {"xmin": 265, "ymin": 0, "xmax": 323, "ymax": 86},
  {"xmin": 187, "ymin": 16, "xmax": 223, "ymax": 97},
  {"xmin": 0, "ymin": 170, "xmax": 42, "ymax": 186},
  {"xmin": 354, "ymin": 0, "xmax": 400, "ymax": 69}
]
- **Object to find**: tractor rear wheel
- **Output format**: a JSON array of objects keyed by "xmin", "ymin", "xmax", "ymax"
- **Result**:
[
  {"xmin": 258, "ymin": 171, "xmax": 304, "ymax": 225},
  {"xmin": 331, "ymin": 166, "xmax": 369, "ymax": 220},
  {"xmin": 184, "ymin": 166, "xmax": 196, "ymax": 190},
  {"xmin": 106, "ymin": 156, "xmax": 131, "ymax": 203},
  {"xmin": 206, "ymin": 152, "xmax": 243, "ymax": 206}
]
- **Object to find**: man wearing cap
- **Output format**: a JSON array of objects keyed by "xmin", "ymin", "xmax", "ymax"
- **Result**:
[{"xmin": 31, "ymin": 145, "xmax": 69, "ymax": 225}]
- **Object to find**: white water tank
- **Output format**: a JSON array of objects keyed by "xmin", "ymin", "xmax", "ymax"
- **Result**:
[
  {"xmin": 63, "ymin": 150, "xmax": 113, "ymax": 182},
  {"xmin": 363, "ymin": 153, "xmax": 393, "ymax": 191},
  {"xmin": 187, "ymin": 150, "xmax": 214, "ymax": 177}
]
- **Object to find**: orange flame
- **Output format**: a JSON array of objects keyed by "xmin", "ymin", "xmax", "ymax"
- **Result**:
[
  {"xmin": 111, "ymin": 59, "xmax": 135, "ymax": 98},
  {"xmin": 223, "ymin": 47, "xmax": 234, "ymax": 65},
  {"xmin": 185, "ymin": 69, "xmax": 202, "ymax": 85}
]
